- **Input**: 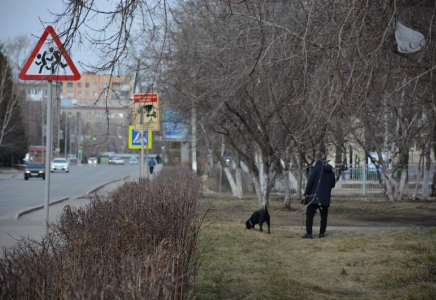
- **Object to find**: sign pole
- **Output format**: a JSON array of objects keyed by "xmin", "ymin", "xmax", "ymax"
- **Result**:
[
  {"xmin": 44, "ymin": 81, "xmax": 53, "ymax": 228},
  {"xmin": 146, "ymin": 133, "xmax": 149, "ymax": 177},
  {"xmin": 140, "ymin": 107, "xmax": 144, "ymax": 178}
]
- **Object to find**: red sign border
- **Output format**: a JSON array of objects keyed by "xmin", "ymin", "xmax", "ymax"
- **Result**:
[
  {"xmin": 19, "ymin": 26, "xmax": 81, "ymax": 81},
  {"xmin": 134, "ymin": 93, "xmax": 158, "ymax": 103}
]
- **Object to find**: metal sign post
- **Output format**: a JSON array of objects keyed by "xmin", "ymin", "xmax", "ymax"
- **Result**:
[
  {"xmin": 140, "ymin": 107, "xmax": 144, "ymax": 178},
  {"xmin": 44, "ymin": 81, "xmax": 52, "ymax": 226},
  {"xmin": 18, "ymin": 26, "xmax": 81, "ymax": 229}
]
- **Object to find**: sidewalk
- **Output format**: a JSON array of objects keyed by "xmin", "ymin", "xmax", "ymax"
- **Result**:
[
  {"xmin": 0, "ymin": 167, "xmax": 21, "ymax": 180},
  {"xmin": 0, "ymin": 176, "xmax": 132, "ymax": 254}
]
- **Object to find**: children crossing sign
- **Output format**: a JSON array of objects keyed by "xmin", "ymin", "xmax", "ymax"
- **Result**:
[
  {"xmin": 19, "ymin": 26, "xmax": 81, "ymax": 81},
  {"xmin": 128, "ymin": 126, "xmax": 153, "ymax": 149},
  {"xmin": 133, "ymin": 93, "xmax": 160, "ymax": 131}
]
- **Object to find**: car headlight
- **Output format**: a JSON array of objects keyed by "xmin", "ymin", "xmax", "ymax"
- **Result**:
[
  {"xmin": 39, "ymin": 170, "xmax": 45, "ymax": 173},
  {"xmin": 25, "ymin": 170, "xmax": 30, "ymax": 173}
]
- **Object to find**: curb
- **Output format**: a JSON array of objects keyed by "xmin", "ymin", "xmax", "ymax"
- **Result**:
[
  {"xmin": 15, "ymin": 197, "xmax": 69, "ymax": 220},
  {"xmin": 15, "ymin": 175, "xmax": 130, "ymax": 220},
  {"xmin": 85, "ymin": 175, "xmax": 130, "ymax": 196}
]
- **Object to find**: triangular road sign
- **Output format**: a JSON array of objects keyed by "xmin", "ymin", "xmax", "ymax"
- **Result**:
[{"xmin": 19, "ymin": 26, "xmax": 81, "ymax": 81}]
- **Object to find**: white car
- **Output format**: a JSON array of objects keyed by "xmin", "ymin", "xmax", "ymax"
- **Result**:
[
  {"xmin": 51, "ymin": 158, "xmax": 69, "ymax": 173},
  {"xmin": 67, "ymin": 154, "xmax": 77, "ymax": 163},
  {"xmin": 109, "ymin": 157, "xmax": 125, "ymax": 165},
  {"xmin": 88, "ymin": 157, "xmax": 98, "ymax": 166}
]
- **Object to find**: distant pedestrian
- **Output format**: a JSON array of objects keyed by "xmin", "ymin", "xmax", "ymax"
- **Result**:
[
  {"xmin": 301, "ymin": 152, "xmax": 336, "ymax": 239},
  {"xmin": 148, "ymin": 157, "xmax": 156, "ymax": 175}
]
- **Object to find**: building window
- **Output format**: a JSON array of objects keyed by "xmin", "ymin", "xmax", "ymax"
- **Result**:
[
  {"xmin": 121, "ymin": 83, "xmax": 129, "ymax": 90},
  {"xmin": 93, "ymin": 83, "xmax": 97, "ymax": 88},
  {"xmin": 44, "ymin": 90, "xmax": 48, "ymax": 96},
  {"xmin": 102, "ymin": 83, "xmax": 108, "ymax": 88},
  {"xmin": 67, "ymin": 82, "xmax": 73, "ymax": 88},
  {"xmin": 85, "ymin": 82, "xmax": 89, "ymax": 88},
  {"xmin": 85, "ymin": 91, "xmax": 89, "ymax": 98},
  {"xmin": 95, "ymin": 112, "xmax": 102, "ymax": 118},
  {"xmin": 95, "ymin": 122, "xmax": 102, "ymax": 128},
  {"xmin": 67, "ymin": 112, "xmax": 72, "ymax": 117},
  {"xmin": 118, "ymin": 113, "xmax": 124, "ymax": 118},
  {"xmin": 67, "ymin": 91, "xmax": 73, "ymax": 98},
  {"xmin": 94, "ymin": 91, "xmax": 98, "ymax": 97},
  {"xmin": 77, "ymin": 91, "xmax": 82, "ymax": 97},
  {"xmin": 77, "ymin": 83, "xmax": 82, "ymax": 88},
  {"xmin": 85, "ymin": 112, "xmax": 91, "ymax": 117}
]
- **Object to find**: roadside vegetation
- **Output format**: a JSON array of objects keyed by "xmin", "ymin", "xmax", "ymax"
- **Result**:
[
  {"xmin": 0, "ymin": 167, "xmax": 202, "ymax": 299},
  {"xmin": 195, "ymin": 195, "xmax": 436, "ymax": 300}
]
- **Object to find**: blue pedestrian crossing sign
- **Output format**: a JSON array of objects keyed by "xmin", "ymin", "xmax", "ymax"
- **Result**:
[{"xmin": 128, "ymin": 125, "xmax": 153, "ymax": 149}]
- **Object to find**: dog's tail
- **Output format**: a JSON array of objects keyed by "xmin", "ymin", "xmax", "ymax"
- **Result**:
[{"xmin": 264, "ymin": 204, "xmax": 268, "ymax": 212}]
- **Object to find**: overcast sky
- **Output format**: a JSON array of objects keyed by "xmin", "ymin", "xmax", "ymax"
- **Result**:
[{"xmin": 0, "ymin": 0, "xmax": 105, "ymax": 72}]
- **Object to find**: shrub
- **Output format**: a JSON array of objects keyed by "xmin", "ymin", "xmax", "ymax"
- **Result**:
[{"xmin": 0, "ymin": 167, "xmax": 203, "ymax": 299}]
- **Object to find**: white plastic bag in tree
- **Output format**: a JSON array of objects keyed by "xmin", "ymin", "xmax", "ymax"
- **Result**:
[{"xmin": 395, "ymin": 22, "xmax": 425, "ymax": 53}]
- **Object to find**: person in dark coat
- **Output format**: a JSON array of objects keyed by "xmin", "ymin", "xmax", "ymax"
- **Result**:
[{"xmin": 302, "ymin": 153, "xmax": 336, "ymax": 239}]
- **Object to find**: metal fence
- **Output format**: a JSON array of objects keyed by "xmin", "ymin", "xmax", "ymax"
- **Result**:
[{"xmin": 332, "ymin": 163, "xmax": 435, "ymax": 196}]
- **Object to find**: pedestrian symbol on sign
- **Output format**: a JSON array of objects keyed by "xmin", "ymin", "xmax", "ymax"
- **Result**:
[
  {"xmin": 35, "ymin": 47, "xmax": 68, "ymax": 74},
  {"xmin": 18, "ymin": 26, "xmax": 81, "ymax": 81},
  {"xmin": 133, "ymin": 132, "xmax": 148, "ymax": 145},
  {"xmin": 128, "ymin": 126, "xmax": 152, "ymax": 149}
]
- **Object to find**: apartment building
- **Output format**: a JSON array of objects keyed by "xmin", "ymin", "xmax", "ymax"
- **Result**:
[
  {"xmin": 19, "ymin": 73, "xmax": 133, "ymax": 158},
  {"xmin": 62, "ymin": 99, "xmax": 133, "ymax": 157},
  {"xmin": 61, "ymin": 72, "xmax": 131, "ymax": 101}
]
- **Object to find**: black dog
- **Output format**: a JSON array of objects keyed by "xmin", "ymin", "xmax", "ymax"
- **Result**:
[{"xmin": 245, "ymin": 205, "xmax": 270, "ymax": 234}]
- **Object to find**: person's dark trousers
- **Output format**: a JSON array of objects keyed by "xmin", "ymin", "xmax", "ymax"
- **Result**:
[
  {"xmin": 305, "ymin": 204, "xmax": 329, "ymax": 234},
  {"xmin": 150, "ymin": 167, "xmax": 154, "ymax": 174}
]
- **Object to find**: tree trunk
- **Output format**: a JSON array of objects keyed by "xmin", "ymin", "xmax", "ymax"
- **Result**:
[
  {"xmin": 422, "ymin": 150, "xmax": 431, "ymax": 200},
  {"xmin": 396, "ymin": 153, "xmax": 409, "ymax": 200},
  {"xmin": 262, "ymin": 170, "xmax": 271, "ymax": 207},
  {"xmin": 223, "ymin": 166, "xmax": 238, "ymax": 197},
  {"xmin": 235, "ymin": 163, "xmax": 243, "ymax": 199},
  {"xmin": 282, "ymin": 171, "xmax": 292, "ymax": 209},
  {"xmin": 251, "ymin": 171, "xmax": 264, "ymax": 207}
]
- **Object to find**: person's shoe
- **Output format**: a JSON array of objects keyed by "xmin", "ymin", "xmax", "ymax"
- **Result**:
[
  {"xmin": 319, "ymin": 233, "xmax": 326, "ymax": 238},
  {"xmin": 301, "ymin": 233, "xmax": 312, "ymax": 239}
]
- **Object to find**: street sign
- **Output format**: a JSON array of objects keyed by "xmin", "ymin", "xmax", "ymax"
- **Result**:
[
  {"xmin": 19, "ymin": 26, "xmax": 81, "ymax": 81},
  {"xmin": 128, "ymin": 125, "xmax": 153, "ymax": 149},
  {"xmin": 133, "ymin": 93, "xmax": 160, "ymax": 131},
  {"xmin": 164, "ymin": 109, "xmax": 189, "ymax": 141}
]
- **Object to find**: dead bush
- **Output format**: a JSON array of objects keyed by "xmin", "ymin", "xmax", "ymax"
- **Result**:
[{"xmin": 0, "ymin": 167, "xmax": 203, "ymax": 299}]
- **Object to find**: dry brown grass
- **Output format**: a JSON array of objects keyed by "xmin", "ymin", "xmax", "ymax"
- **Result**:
[
  {"xmin": 0, "ymin": 167, "xmax": 203, "ymax": 299},
  {"xmin": 195, "ymin": 195, "xmax": 436, "ymax": 300}
]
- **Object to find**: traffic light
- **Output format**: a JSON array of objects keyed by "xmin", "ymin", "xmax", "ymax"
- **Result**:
[
  {"xmin": 79, "ymin": 143, "xmax": 83, "ymax": 153},
  {"xmin": 93, "ymin": 133, "xmax": 97, "ymax": 141}
]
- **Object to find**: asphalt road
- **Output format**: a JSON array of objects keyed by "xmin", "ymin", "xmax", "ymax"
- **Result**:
[{"xmin": 0, "ymin": 164, "xmax": 142, "ymax": 219}]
